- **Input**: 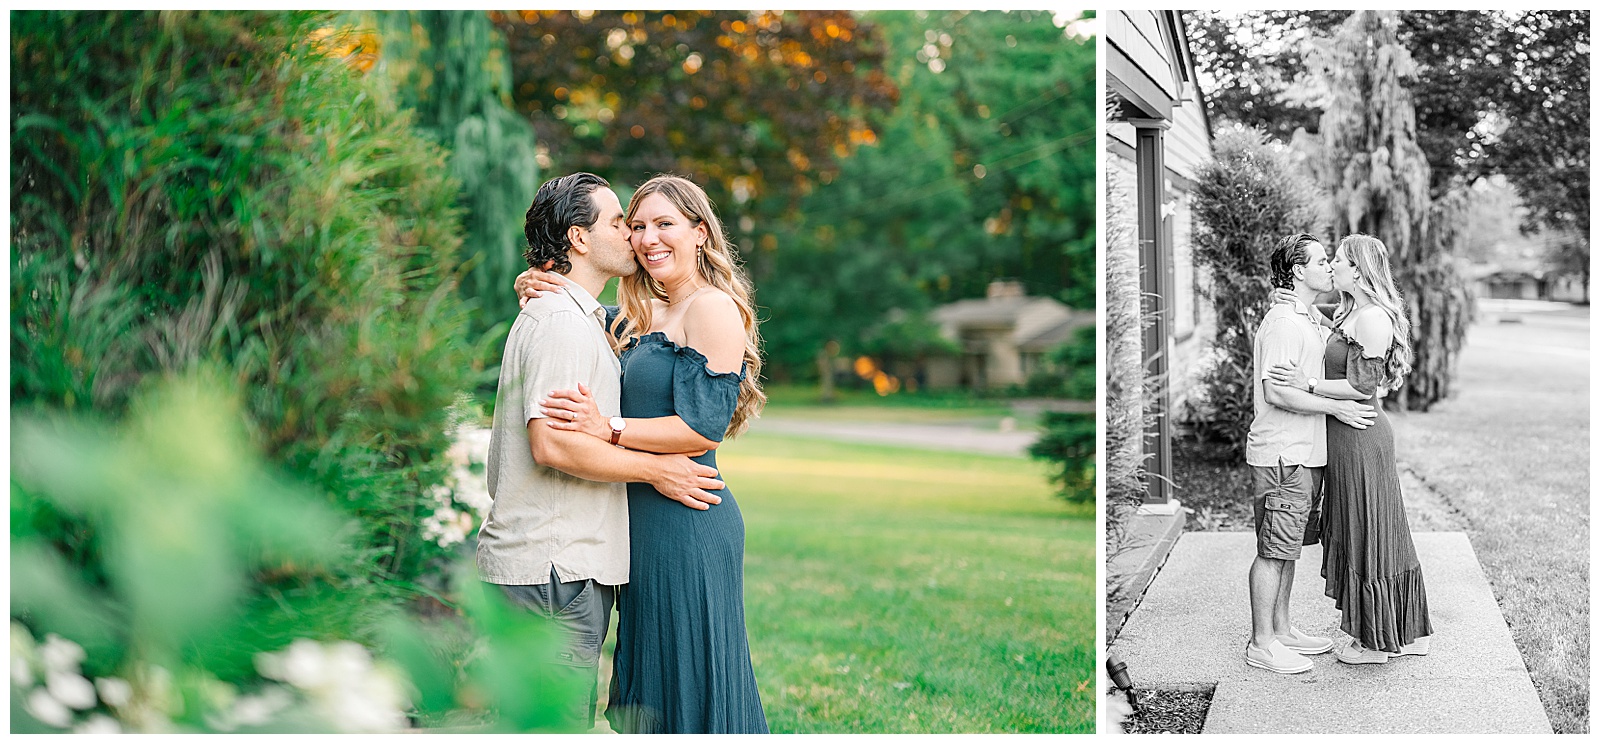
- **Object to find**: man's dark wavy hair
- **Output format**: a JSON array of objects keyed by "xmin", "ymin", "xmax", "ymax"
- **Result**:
[
  {"xmin": 1269, "ymin": 232, "xmax": 1320, "ymax": 290},
  {"xmin": 523, "ymin": 172, "xmax": 610, "ymax": 274}
]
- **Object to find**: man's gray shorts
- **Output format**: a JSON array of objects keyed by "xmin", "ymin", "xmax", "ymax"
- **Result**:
[
  {"xmin": 1250, "ymin": 460, "xmax": 1324, "ymax": 561},
  {"xmin": 494, "ymin": 569, "xmax": 616, "ymax": 730}
]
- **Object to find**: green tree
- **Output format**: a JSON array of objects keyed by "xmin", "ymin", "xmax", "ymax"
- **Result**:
[
  {"xmin": 754, "ymin": 10, "xmax": 1096, "ymax": 382},
  {"xmin": 1029, "ymin": 413, "xmax": 1094, "ymax": 503},
  {"xmin": 1489, "ymin": 11, "xmax": 1589, "ymax": 263},
  {"xmin": 1297, "ymin": 10, "xmax": 1474, "ymax": 410},
  {"xmin": 365, "ymin": 11, "xmax": 542, "ymax": 353},
  {"xmin": 1189, "ymin": 10, "xmax": 1589, "ymax": 238}
]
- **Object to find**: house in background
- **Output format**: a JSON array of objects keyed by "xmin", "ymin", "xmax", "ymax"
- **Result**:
[
  {"xmin": 1476, "ymin": 269, "xmax": 1544, "ymax": 300},
  {"xmin": 1106, "ymin": 9, "xmax": 1214, "ymax": 507},
  {"xmin": 925, "ymin": 280, "xmax": 1093, "ymax": 390}
]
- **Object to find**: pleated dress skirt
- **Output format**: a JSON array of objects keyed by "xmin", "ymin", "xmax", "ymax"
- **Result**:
[{"xmin": 1320, "ymin": 393, "xmax": 1434, "ymax": 653}]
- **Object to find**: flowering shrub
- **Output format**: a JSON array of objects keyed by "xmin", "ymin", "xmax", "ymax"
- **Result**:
[
  {"xmin": 12, "ymin": 623, "xmax": 414, "ymax": 733},
  {"xmin": 11, "ymin": 375, "xmax": 579, "ymax": 733}
]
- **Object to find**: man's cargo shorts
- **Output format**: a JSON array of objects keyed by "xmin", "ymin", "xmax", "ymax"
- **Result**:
[{"xmin": 1250, "ymin": 460, "xmax": 1324, "ymax": 560}]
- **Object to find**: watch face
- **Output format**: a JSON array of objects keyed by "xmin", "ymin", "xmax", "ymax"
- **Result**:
[{"xmin": 610, "ymin": 416, "xmax": 626, "ymax": 431}]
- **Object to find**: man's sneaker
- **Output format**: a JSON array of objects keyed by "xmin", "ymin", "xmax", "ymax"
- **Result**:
[
  {"xmin": 1394, "ymin": 636, "xmax": 1431, "ymax": 657},
  {"xmin": 1333, "ymin": 639, "xmax": 1390, "ymax": 665},
  {"xmin": 1276, "ymin": 626, "xmax": 1335, "ymax": 655},
  {"xmin": 1245, "ymin": 639, "xmax": 1313, "ymax": 674}
]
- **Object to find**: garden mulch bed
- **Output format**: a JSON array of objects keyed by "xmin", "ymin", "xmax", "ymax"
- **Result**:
[
  {"xmin": 1112, "ymin": 687, "xmax": 1214, "ymax": 734},
  {"xmin": 1169, "ymin": 440, "xmax": 1255, "ymax": 533}
]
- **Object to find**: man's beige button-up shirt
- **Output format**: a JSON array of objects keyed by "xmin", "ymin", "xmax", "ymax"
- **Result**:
[
  {"xmin": 1246, "ymin": 298, "xmax": 1330, "ymax": 468},
  {"xmin": 478, "ymin": 282, "xmax": 628, "ymax": 586}
]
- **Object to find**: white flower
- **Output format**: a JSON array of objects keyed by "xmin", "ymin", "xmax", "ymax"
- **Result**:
[
  {"xmin": 11, "ymin": 622, "xmax": 37, "ymax": 682},
  {"xmin": 324, "ymin": 641, "xmax": 373, "ymax": 682},
  {"xmin": 253, "ymin": 639, "xmax": 411, "ymax": 733},
  {"xmin": 453, "ymin": 480, "xmax": 492, "ymax": 517},
  {"xmin": 38, "ymin": 634, "xmax": 85, "ymax": 674},
  {"xmin": 206, "ymin": 686, "xmax": 294, "ymax": 732},
  {"xmin": 428, "ymin": 482, "xmax": 454, "ymax": 506},
  {"xmin": 73, "ymin": 714, "xmax": 121, "ymax": 734},
  {"xmin": 231, "ymin": 687, "xmax": 293, "ymax": 727},
  {"xmin": 322, "ymin": 660, "xmax": 409, "ymax": 733},
  {"xmin": 95, "ymin": 677, "xmax": 133, "ymax": 708},
  {"xmin": 25, "ymin": 687, "xmax": 73, "ymax": 728},
  {"xmin": 422, "ymin": 504, "xmax": 473, "ymax": 548},
  {"xmin": 276, "ymin": 639, "xmax": 331, "ymax": 689},
  {"xmin": 13, "ymin": 655, "xmax": 34, "ymax": 689},
  {"xmin": 46, "ymin": 670, "xmax": 98, "ymax": 709}
]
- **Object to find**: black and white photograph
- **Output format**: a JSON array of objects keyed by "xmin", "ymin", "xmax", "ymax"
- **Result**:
[{"xmin": 1102, "ymin": 10, "xmax": 1590, "ymax": 735}]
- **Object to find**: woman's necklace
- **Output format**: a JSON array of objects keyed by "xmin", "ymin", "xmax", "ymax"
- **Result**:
[{"xmin": 666, "ymin": 284, "xmax": 708, "ymax": 307}]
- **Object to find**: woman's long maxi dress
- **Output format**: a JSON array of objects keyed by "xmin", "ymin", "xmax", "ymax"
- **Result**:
[
  {"xmin": 1319, "ymin": 328, "xmax": 1433, "ymax": 653},
  {"xmin": 605, "ymin": 331, "xmax": 768, "ymax": 734}
]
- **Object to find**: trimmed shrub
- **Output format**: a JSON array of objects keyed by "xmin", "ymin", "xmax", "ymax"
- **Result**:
[{"xmin": 1186, "ymin": 124, "xmax": 1325, "ymax": 461}]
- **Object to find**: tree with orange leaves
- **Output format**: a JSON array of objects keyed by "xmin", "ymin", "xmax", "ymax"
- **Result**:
[{"xmin": 492, "ymin": 10, "xmax": 898, "ymax": 213}]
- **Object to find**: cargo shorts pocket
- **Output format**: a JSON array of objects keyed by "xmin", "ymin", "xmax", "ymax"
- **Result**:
[
  {"xmin": 1254, "ymin": 462, "xmax": 1310, "ymax": 560},
  {"xmin": 555, "ymin": 629, "xmax": 602, "ymax": 668}
]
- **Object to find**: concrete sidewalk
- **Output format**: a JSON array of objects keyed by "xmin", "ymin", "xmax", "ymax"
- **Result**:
[{"xmin": 1110, "ymin": 532, "xmax": 1552, "ymax": 734}]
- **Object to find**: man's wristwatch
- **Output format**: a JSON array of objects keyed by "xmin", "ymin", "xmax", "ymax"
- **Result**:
[
  {"xmin": 1307, "ymin": 377, "xmax": 1320, "ymax": 394},
  {"xmin": 609, "ymin": 416, "xmax": 627, "ymax": 446}
]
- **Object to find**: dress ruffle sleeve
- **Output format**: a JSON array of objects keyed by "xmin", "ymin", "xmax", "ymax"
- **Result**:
[
  {"xmin": 663, "ymin": 337, "xmax": 745, "ymax": 442},
  {"xmin": 1338, "ymin": 328, "xmax": 1387, "ymax": 397}
]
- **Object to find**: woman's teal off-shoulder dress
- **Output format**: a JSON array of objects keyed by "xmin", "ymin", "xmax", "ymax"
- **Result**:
[
  {"xmin": 604, "ymin": 332, "xmax": 768, "ymax": 734},
  {"xmin": 1319, "ymin": 328, "xmax": 1433, "ymax": 653}
]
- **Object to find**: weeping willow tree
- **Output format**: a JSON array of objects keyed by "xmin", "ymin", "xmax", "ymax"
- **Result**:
[
  {"xmin": 1294, "ymin": 10, "xmax": 1472, "ymax": 410},
  {"xmin": 365, "ymin": 11, "xmax": 540, "ymax": 351}
]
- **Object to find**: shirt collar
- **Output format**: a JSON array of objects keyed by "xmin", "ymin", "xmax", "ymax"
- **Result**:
[{"xmin": 561, "ymin": 280, "xmax": 606, "ymax": 326}]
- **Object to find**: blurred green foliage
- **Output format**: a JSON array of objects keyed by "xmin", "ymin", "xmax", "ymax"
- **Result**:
[
  {"xmin": 12, "ymin": 375, "xmax": 358, "ymax": 728},
  {"xmin": 10, "ymin": 374, "xmax": 580, "ymax": 732},
  {"xmin": 756, "ymin": 10, "xmax": 1096, "ymax": 380},
  {"xmin": 481, "ymin": 10, "xmax": 1096, "ymax": 383},
  {"xmin": 1028, "ymin": 412, "xmax": 1095, "ymax": 503},
  {"xmin": 363, "ymin": 11, "xmax": 542, "ymax": 384},
  {"xmin": 1026, "ymin": 325, "xmax": 1095, "ymax": 399},
  {"xmin": 11, "ymin": 9, "xmax": 472, "ymax": 589}
]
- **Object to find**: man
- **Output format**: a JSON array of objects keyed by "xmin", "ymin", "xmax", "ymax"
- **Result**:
[
  {"xmin": 478, "ymin": 172, "xmax": 723, "ymax": 729},
  {"xmin": 1243, "ymin": 233, "xmax": 1376, "ymax": 675}
]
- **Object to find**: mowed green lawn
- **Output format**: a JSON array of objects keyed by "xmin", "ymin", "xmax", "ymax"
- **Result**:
[
  {"xmin": 1388, "ymin": 309, "xmax": 1590, "ymax": 734},
  {"xmin": 716, "ymin": 432, "xmax": 1096, "ymax": 733}
]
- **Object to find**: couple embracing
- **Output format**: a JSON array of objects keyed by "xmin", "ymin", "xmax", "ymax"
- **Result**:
[
  {"xmin": 1244, "ymin": 232, "xmax": 1433, "ymax": 674},
  {"xmin": 477, "ymin": 172, "xmax": 768, "ymax": 732}
]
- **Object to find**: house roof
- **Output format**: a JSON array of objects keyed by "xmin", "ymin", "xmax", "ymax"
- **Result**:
[
  {"xmin": 933, "ymin": 296, "xmax": 1063, "ymax": 328},
  {"xmin": 1017, "ymin": 313, "xmax": 1094, "ymax": 352}
]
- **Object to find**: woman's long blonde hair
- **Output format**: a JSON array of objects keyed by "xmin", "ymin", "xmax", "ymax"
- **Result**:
[
  {"xmin": 615, "ymin": 175, "xmax": 766, "ymax": 438},
  {"xmin": 1334, "ymin": 234, "xmax": 1413, "ymax": 389}
]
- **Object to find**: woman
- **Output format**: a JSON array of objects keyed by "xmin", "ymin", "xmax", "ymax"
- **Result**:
[
  {"xmin": 515, "ymin": 175, "xmax": 769, "ymax": 732},
  {"xmin": 1267, "ymin": 233, "xmax": 1433, "ymax": 664}
]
